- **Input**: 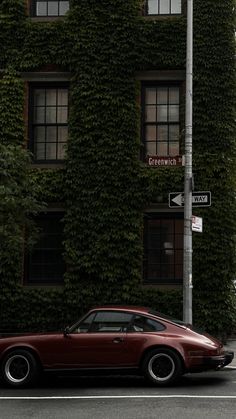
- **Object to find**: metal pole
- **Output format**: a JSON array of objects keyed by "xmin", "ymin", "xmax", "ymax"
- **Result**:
[{"xmin": 183, "ymin": 0, "xmax": 193, "ymax": 324}]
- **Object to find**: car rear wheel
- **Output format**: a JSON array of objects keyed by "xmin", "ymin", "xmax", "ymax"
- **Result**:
[
  {"xmin": 1, "ymin": 350, "xmax": 39, "ymax": 388},
  {"xmin": 142, "ymin": 348, "xmax": 183, "ymax": 385}
]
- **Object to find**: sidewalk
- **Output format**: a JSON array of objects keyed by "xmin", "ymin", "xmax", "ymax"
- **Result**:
[{"xmin": 224, "ymin": 339, "xmax": 236, "ymax": 368}]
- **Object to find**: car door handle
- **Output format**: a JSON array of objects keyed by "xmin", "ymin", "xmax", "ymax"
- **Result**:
[{"xmin": 113, "ymin": 337, "xmax": 124, "ymax": 344}]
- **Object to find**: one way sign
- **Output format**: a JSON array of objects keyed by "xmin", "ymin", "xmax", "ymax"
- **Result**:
[{"xmin": 169, "ymin": 191, "xmax": 211, "ymax": 207}]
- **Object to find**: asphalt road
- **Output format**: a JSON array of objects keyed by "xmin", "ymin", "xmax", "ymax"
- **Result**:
[{"xmin": 0, "ymin": 369, "xmax": 236, "ymax": 419}]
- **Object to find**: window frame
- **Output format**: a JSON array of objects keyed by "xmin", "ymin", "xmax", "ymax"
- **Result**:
[
  {"xmin": 31, "ymin": 0, "xmax": 70, "ymax": 17},
  {"xmin": 24, "ymin": 211, "xmax": 65, "ymax": 286},
  {"xmin": 28, "ymin": 82, "xmax": 69, "ymax": 164},
  {"xmin": 145, "ymin": 0, "xmax": 182, "ymax": 16},
  {"xmin": 143, "ymin": 212, "xmax": 183, "ymax": 285},
  {"xmin": 141, "ymin": 81, "xmax": 182, "ymax": 161}
]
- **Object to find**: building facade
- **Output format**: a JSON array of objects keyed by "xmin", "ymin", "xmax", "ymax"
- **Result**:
[{"xmin": 0, "ymin": 0, "xmax": 235, "ymax": 336}]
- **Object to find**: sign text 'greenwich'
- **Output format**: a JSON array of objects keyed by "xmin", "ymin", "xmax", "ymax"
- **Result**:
[{"xmin": 147, "ymin": 155, "xmax": 184, "ymax": 167}]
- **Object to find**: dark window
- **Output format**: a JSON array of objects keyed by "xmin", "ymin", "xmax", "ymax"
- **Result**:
[
  {"xmin": 74, "ymin": 313, "xmax": 96, "ymax": 333},
  {"xmin": 89, "ymin": 311, "xmax": 133, "ymax": 333},
  {"xmin": 145, "ymin": 0, "xmax": 181, "ymax": 15},
  {"xmin": 142, "ymin": 83, "xmax": 180, "ymax": 158},
  {"xmin": 29, "ymin": 85, "xmax": 68, "ymax": 162},
  {"xmin": 24, "ymin": 212, "xmax": 65, "ymax": 285},
  {"xmin": 143, "ymin": 213, "xmax": 183, "ymax": 284},
  {"xmin": 130, "ymin": 315, "xmax": 165, "ymax": 332},
  {"xmin": 33, "ymin": 0, "xmax": 69, "ymax": 16}
]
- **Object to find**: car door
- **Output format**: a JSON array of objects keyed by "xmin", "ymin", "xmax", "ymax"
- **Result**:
[{"xmin": 45, "ymin": 310, "xmax": 135, "ymax": 368}]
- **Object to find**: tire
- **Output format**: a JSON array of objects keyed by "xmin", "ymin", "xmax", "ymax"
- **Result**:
[
  {"xmin": 1, "ymin": 350, "xmax": 39, "ymax": 388},
  {"xmin": 142, "ymin": 348, "xmax": 183, "ymax": 386}
]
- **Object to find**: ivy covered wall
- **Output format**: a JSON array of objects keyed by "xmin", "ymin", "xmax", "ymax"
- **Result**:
[{"xmin": 0, "ymin": 0, "xmax": 235, "ymax": 337}]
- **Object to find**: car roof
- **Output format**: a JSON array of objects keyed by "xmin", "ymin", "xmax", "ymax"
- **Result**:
[
  {"xmin": 90, "ymin": 305, "xmax": 152, "ymax": 314},
  {"xmin": 88, "ymin": 306, "xmax": 185, "ymax": 328}
]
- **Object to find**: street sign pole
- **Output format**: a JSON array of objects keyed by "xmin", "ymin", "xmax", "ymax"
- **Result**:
[{"xmin": 183, "ymin": 0, "xmax": 193, "ymax": 325}]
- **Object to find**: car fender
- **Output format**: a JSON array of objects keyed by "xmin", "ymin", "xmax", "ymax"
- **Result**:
[
  {"xmin": 140, "ymin": 342, "xmax": 186, "ymax": 369},
  {"xmin": 0, "ymin": 342, "xmax": 43, "ymax": 366}
]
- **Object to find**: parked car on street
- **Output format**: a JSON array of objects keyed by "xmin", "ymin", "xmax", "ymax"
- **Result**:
[{"xmin": 0, "ymin": 305, "xmax": 234, "ymax": 388}]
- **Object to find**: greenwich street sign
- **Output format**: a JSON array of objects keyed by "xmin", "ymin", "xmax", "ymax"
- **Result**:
[
  {"xmin": 169, "ymin": 191, "xmax": 211, "ymax": 208},
  {"xmin": 147, "ymin": 155, "xmax": 184, "ymax": 167}
]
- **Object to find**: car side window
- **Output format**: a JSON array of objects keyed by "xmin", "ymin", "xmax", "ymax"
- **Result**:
[
  {"xmin": 130, "ymin": 315, "xmax": 165, "ymax": 332},
  {"xmin": 89, "ymin": 311, "xmax": 133, "ymax": 333},
  {"xmin": 75, "ymin": 313, "xmax": 96, "ymax": 333}
]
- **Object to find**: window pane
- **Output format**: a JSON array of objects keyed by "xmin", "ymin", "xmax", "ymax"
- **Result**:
[
  {"xmin": 91, "ymin": 311, "xmax": 133, "ymax": 332},
  {"xmin": 157, "ymin": 142, "xmax": 168, "ymax": 155},
  {"xmin": 157, "ymin": 105, "xmax": 168, "ymax": 121},
  {"xmin": 145, "ymin": 105, "xmax": 156, "ymax": 122},
  {"xmin": 145, "ymin": 126, "xmax": 156, "ymax": 141},
  {"xmin": 146, "ymin": 88, "xmax": 156, "ymax": 104},
  {"xmin": 157, "ymin": 88, "xmax": 168, "ymax": 104},
  {"xmin": 34, "ymin": 89, "xmax": 45, "ymax": 106},
  {"xmin": 169, "ymin": 142, "xmax": 179, "ymax": 155},
  {"xmin": 132, "ymin": 316, "xmax": 165, "ymax": 332},
  {"xmin": 175, "ymin": 233, "xmax": 183, "ymax": 248},
  {"xmin": 36, "ymin": 1, "xmax": 47, "ymax": 16},
  {"xmin": 46, "ymin": 143, "xmax": 57, "ymax": 159},
  {"xmin": 46, "ymin": 89, "xmax": 57, "ymax": 106},
  {"xmin": 163, "ymin": 241, "xmax": 174, "ymax": 256},
  {"xmin": 175, "ymin": 249, "xmax": 183, "ymax": 264},
  {"xmin": 175, "ymin": 264, "xmax": 183, "ymax": 278},
  {"xmin": 171, "ymin": 0, "xmax": 182, "ymax": 14},
  {"xmin": 169, "ymin": 87, "xmax": 179, "ymax": 104},
  {"xmin": 162, "ymin": 219, "xmax": 174, "ymax": 234},
  {"xmin": 35, "ymin": 143, "xmax": 45, "ymax": 160},
  {"xmin": 58, "ymin": 143, "xmax": 66, "ymax": 159},
  {"xmin": 57, "ymin": 106, "xmax": 68, "ymax": 123},
  {"xmin": 148, "ymin": 231, "xmax": 161, "ymax": 247},
  {"xmin": 46, "ymin": 126, "xmax": 57, "ymax": 141},
  {"xmin": 157, "ymin": 125, "xmax": 168, "ymax": 141},
  {"xmin": 169, "ymin": 105, "xmax": 179, "ymax": 121},
  {"xmin": 34, "ymin": 126, "xmax": 45, "ymax": 141},
  {"xmin": 58, "ymin": 126, "xmax": 68, "ymax": 142},
  {"xmin": 147, "ymin": 0, "xmax": 158, "ymax": 14},
  {"xmin": 34, "ymin": 107, "xmax": 45, "ymax": 123},
  {"xmin": 147, "ymin": 265, "xmax": 161, "ymax": 280},
  {"xmin": 58, "ymin": 89, "xmax": 68, "ymax": 106},
  {"xmin": 161, "ymin": 264, "xmax": 174, "ymax": 279},
  {"xmin": 48, "ymin": 1, "xmax": 59, "ymax": 15},
  {"xmin": 169, "ymin": 125, "xmax": 179, "ymax": 141},
  {"xmin": 59, "ymin": 1, "xmax": 69, "ymax": 15},
  {"xmin": 46, "ymin": 107, "xmax": 57, "ymax": 123},
  {"xmin": 160, "ymin": 0, "xmax": 170, "ymax": 14},
  {"xmin": 76, "ymin": 313, "xmax": 96, "ymax": 333},
  {"xmin": 146, "ymin": 141, "xmax": 157, "ymax": 155},
  {"xmin": 175, "ymin": 219, "xmax": 183, "ymax": 234}
]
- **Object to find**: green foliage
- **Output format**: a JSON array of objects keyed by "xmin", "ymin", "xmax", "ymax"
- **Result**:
[
  {"xmin": 0, "ymin": 70, "xmax": 44, "ymax": 295},
  {"xmin": 0, "ymin": 0, "xmax": 235, "ymax": 337}
]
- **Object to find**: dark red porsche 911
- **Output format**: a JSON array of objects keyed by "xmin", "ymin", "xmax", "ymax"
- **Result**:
[{"xmin": 0, "ymin": 306, "xmax": 234, "ymax": 387}]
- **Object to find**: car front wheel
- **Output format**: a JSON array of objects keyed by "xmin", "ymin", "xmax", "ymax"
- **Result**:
[
  {"xmin": 1, "ymin": 350, "xmax": 39, "ymax": 388},
  {"xmin": 142, "ymin": 348, "xmax": 183, "ymax": 385}
]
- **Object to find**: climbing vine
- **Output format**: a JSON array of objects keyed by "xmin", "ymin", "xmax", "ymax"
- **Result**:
[{"xmin": 0, "ymin": 0, "xmax": 235, "ymax": 337}]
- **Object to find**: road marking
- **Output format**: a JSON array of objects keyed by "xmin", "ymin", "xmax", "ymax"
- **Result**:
[{"xmin": 1, "ymin": 395, "xmax": 236, "ymax": 400}]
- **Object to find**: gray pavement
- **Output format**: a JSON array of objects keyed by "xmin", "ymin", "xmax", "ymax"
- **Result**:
[{"xmin": 225, "ymin": 339, "xmax": 236, "ymax": 368}]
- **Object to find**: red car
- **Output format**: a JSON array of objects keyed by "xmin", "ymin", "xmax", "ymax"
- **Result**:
[{"xmin": 0, "ymin": 306, "xmax": 234, "ymax": 387}]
